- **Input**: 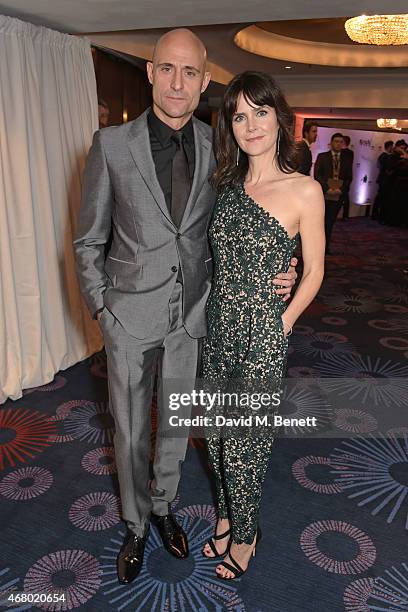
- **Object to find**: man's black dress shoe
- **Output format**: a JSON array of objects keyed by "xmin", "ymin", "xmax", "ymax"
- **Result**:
[
  {"xmin": 117, "ymin": 528, "xmax": 148, "ymax": 584},
  {"xmin": 152, "ymin": 513, "xmax": 189, "ymax": 559}
]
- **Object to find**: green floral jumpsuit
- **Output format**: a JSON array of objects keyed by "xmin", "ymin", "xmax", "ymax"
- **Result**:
[{"xmin": 201, "ymin": 183, "xmax": 299, "ymax": 544}]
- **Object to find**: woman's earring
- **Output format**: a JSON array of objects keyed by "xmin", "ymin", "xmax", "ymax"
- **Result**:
[
  {"xmin": 236, "ymin": 146, "xmax": 240, "ymax": 166},
  {"xmin": 276, "ymin": 130, "xmax": 280, "ymax": 158}
]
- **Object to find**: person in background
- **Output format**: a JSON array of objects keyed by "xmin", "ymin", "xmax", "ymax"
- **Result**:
[
  {"xmin": 378, "ymin": 140, "xmax": 394, "ymax": 175},
  {"xmin": 385, "ymin": 139, "xmax": 407, "ymax": 176},
  {"xmin": 385, "ymin": 146, "xmax": 408, "ymax": 227},
  {"xmin": 381, "ymin": 139, "xmax": 407, "ymax": 224},
  {"xmin": 341, "ymin": 135, "xmax": 354, "ymax": 219},
  {"xmin": 314, "ymin": 133, "xmax": 353, "ymax": 254},
  {"xmin": 296, "ymin": 120, "xmax": 318, "ymax": 175},
  {"xmin": 341, "ymin": 135, "xmax": 353, "ymax": 162},
  {"xmin": 372, "ymin": 140, "xmax": 394, "ymax": 221},
  {"xmin": 98, "ymin": 98, "xmax": 110, "ymax": 128}
]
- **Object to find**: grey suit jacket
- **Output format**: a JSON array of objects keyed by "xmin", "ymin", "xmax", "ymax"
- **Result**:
[{"xmin": 74, "ymin": 109, "xmax": 217, "ymax": 339}]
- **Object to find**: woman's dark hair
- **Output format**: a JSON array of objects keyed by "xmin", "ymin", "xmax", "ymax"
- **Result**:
[{"xmin": 212, "ymin": 71, "xmax": 297, "ymax": 192}]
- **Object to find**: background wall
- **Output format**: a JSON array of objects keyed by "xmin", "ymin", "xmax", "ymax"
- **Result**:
[{"xmin": 92, "ymin": 47, "xmax": 151, "ymax": 125}]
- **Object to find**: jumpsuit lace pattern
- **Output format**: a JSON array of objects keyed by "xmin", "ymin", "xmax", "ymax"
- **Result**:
[{"xmin": 201, "ymin": 183, "xmax": 299, "ymax": 544}]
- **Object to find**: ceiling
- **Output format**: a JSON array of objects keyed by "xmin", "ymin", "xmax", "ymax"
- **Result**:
[
  {"xmin": 259, "ymin": 18, "xmax": 357, "ymax": 45},
  {"xmin": 2, "ymin": 0, "xmax": 408, "ymax": 33},
  {"xmin": 88, "ymin": 23, "xmax": 408, "ymax": 75},
  {"xmin": 234, "ymin": 24, "xmax": 408, "ymax": 68},
  {"xmin": 87, "ymin": 23, "xmax": 408, "ymax": 112}
]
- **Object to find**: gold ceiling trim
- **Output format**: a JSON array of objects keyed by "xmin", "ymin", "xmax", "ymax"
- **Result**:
[{"xmin": 234, "ymin": 25, "xmax": 408, "ymax": 67}]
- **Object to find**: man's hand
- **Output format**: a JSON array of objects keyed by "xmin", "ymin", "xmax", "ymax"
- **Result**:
[
  {"xmin": 95, "ymin": 308, "xmax": 104, "ymax": 322},
  {"xmin": 273, "ymin": 257, "xmax": 298, "ymax": 302}
]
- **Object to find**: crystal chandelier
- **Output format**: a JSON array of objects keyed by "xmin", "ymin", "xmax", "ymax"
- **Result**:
[
  {"xmin": 345, "ymin": 14, "xmax": 408, "ymax": 45},
  {"xmin": 376, "ymin": 118, "xmax": 399, "ymax": 129}
]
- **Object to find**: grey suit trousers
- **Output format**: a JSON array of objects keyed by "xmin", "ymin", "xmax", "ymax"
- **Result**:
[{"xmin": 100, "ymin": 282, "xmax": 199, "ymax": 537}]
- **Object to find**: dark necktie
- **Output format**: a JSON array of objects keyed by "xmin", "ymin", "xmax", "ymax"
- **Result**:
[
  {"xmin": 171, "ymin": 131, "xmax": 191, "ymax": 228},
  {"xmin": 333, "ymin": 153, "xmax": 340, "ymax": 178}
]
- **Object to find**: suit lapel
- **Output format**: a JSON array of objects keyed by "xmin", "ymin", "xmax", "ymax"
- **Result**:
[
  {"xmin": 127, "ymin": 109, "xmax": 174, "ymax": 225},
  {"xmin": 179, "ymin": 117, "xmax": 212, "ymax": 228}
]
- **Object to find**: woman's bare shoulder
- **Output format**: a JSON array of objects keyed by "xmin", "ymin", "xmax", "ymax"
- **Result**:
[
  {"xmin": 291, "ymin": 174, "xmax": 323, "ymax": 196},
  {"xmin": 277, "ymin": 173, "xmax": 321, "ymax": 198},
  {"xmin": 277, "ymin": 172, "xmax": 316, "ymax": 187}
]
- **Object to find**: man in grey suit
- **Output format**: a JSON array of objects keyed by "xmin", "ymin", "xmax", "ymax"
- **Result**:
[{"xmin": 74, "ymin": 28, "xmax": 297, "ymax": 584}]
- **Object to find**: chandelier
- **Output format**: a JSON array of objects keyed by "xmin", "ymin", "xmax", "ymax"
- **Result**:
[
  {"xmin": 345, "ymin": 14, "xmax": 408, "ymax": 45},
  {"xmin": 377, "ymin": 118, "xmax": 399, "ymax": 129}
]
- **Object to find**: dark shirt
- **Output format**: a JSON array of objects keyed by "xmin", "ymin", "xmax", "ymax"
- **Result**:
[{"xmin": 147, "ymin": 109, "xmax": 195, "ymax": 210}]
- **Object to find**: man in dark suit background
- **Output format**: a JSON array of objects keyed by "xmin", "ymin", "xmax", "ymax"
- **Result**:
[
  {"xmin": 377, "ymin": 140, "xmax": 394, "ymax": 182},
  {"xmin": 314, "ymin": 133, "xmax": 353, "ymax": 254},
  {"xmin": 341, "ymin": 135, "xmax": 354, "ymax": 163},
  {"xmin": 373, "ymin": 140, "xmax": 394, "ymax": 221},
  {"xmin": 384, "ymin": 139, "xmax": 407, "ymax": 177},
  {"xmin": 341, "ymin": 135, "xmax": 354, "ymax": 219},
  {"xmin": 296, "ymin": 120, "xmax": 318, "ymax": 175},
  {"xmin": 381, "ymin": 139, "xmax": 408, "ymax": 224}
]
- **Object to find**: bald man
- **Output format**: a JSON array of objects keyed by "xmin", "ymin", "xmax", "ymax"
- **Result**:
[{"xmin": 74, "ymin": 28, "xmax": 297, "ymax": 583}]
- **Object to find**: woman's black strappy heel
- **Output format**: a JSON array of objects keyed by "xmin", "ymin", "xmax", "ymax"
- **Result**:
[
  {"xmin": 216, "ymin": 527, "xmax": 262, "ymax": 580},
  {"xmin": 202, "ymin": 528, "xmax": 231, "ymax": 559}
]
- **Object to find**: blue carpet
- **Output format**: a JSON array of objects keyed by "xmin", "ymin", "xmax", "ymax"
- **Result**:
[{"xmin": 1, "ymin": 219, "xmax": 407, "ymax": 612}]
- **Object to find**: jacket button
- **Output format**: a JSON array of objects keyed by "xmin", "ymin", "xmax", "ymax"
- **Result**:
[
  {"xmin": 176, "ymin": 233, "xmax": 181, "ymax": 240},
  {"xmin": 171, "ymin": 266, "xmax": 178, "ymax": 273}
]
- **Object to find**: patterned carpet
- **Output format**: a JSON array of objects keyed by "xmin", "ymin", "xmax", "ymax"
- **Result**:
[{"xmin": 1, "ymin": 218, "xmax": 407, "ymax": 612}]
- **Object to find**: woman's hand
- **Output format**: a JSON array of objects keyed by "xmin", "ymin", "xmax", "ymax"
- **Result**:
[{"xmin": 281, "ymin": 315, "xmax": 293, "ymax": 338}]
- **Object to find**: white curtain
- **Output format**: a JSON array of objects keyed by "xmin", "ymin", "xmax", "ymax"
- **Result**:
[{"xmin": 0, "ymin": 16, "xmax": 103, "ymax": 403}]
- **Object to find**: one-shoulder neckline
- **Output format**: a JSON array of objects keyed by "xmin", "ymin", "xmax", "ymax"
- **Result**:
[{"xmin": 239, "ymin": 183, "xmax": 300, "ymax": 243}]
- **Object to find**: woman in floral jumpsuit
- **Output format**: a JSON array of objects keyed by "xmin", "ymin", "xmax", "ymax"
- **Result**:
[{"xmin": 201, "ymin": 71, "xmax": 325, "ymax": 580}]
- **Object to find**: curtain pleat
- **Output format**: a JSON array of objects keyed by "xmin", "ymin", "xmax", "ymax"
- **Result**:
[{"xmin": 0, "ymin": 16, "xmax": 102, "ymax": 403}]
